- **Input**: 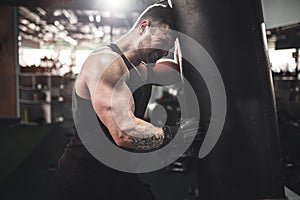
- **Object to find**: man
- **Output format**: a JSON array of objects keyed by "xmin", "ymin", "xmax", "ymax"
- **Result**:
[{"xmin": 52, "ymin": 1, "xmax": 182, "ymax": 199}]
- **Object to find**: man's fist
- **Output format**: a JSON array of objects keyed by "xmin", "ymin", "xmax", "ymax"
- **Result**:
[{"xmin": 163, "ymin": 117, "xmax": 202, "ymax": 145}]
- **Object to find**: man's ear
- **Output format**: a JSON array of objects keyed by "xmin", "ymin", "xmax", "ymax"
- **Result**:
[{"xmin": 139, "ymin": 20, "xmax": 150, "ymax": 34}]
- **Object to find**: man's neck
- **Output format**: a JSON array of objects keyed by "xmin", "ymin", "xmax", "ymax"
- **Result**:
[{"xmin": 114, "ymin": 31, "xmax": 141, "ymax": 66}]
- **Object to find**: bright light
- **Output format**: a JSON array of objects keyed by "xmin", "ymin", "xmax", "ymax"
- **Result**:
[
  {"xmin": 95, "ymin": 28, "xmax": 104, "ymax": 38},
  {"xmin": 19, "ymin": 48, "xmax": 55, "ymax": 67},
  {"xmin": 59, "ymin": 65, "xmax": 71, "ymax": 75},
  {"xmin": 102, "ymin": 0, "xmax": 127, "ymax": 11},
  {"xmin": 58, "ymin": 50, "xmax": 71, "ymax": 66},
  {"xmin": 54, "ymin": 20, "xmax": 60, "ymax": 26},
  {"xmin": 95, "ymin": 31, "xmax": 104, "ymax": 38},
  {"xmin": 96, "ymin": 15, "xmax": 101, "ymax": 23},
  {"xmin": 28, "ymin": 23, "xmax": 36, "ymax": 30},
  {"xmin": 64, "ymin": 36, "xmax": 78, "ymax": 46},
  {"xmin": 268, "ymin": 48, "xmax": 297, "ymax": 72},
  {"xmin": 20, "ymin": 18, "xmax": 29, "ymax": 25},
  {"xmin": 74, "ymin": 50, "xmax": 93, "ymax": 74},
  {"xmin": 88, "ymin": 15, "xmax": 94, "ymax": 22},
  {"xmin": 53, "ymin": 10, "xmax": 62, "ymax": 17}
]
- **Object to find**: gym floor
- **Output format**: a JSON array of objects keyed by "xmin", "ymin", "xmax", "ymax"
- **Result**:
[
  {"xmin": 0, "ymin": 111, "xmax": 299, "ymax": 200},
  {"xmin": 0, "ymin": 122, "xmax": 197, "ymax": 200}
]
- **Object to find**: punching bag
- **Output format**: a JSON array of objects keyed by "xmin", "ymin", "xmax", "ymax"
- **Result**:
[{"xmin": 173, "ymin": 0, "xmax": 286, "ymax": 199}]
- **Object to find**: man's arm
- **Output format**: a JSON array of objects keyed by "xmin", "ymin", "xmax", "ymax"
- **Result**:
[
  {"xmin": 152, "ymin": 38, "xmax": 182, "ymax": 85},
  {"xmin": 87, "ymin": 53, "xmax": 165, "ymax": 151},
  {"xmin": 152, "ymin": 58, "xmax": 180, "ymax": 85}
]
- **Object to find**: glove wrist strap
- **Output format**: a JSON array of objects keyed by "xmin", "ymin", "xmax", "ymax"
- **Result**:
[{"xmin": 162, "ymin": 126, "xmax": 174, "ymax": 146}]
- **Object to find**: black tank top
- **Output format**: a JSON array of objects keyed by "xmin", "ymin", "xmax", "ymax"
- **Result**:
[
  {"xmin": 54, "ymin": 44, "xmax": 154, "ymax": 199},
  {"xmin": 108, "ymin": 43, "xmax": 153, "ymax": 118}
]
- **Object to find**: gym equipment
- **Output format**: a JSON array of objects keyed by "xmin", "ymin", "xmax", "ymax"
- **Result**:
[{"xmin": 173, "ymin": 0, "xmax": 286, "ymax": 199}]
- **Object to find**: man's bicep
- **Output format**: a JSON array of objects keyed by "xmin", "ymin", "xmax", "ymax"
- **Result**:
[
  {"xmin": 85, "ymin": 55, "xmax": 132, "ymax": 124},
  {"xmin": 91, "ymin": 72, "xmax": 165, "ymax": 150},
  {"xmin": 94, "ymin": 77, "xmax": 133, "ymax": 116},
  {"xmin": 91, "ymin": 74, "xmax": 135, "ymax": 139}
]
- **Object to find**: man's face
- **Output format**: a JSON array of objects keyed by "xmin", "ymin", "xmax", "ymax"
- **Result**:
[{"xmin": 138, "ymin": 25, "xmax": 175, "ymax": 64}]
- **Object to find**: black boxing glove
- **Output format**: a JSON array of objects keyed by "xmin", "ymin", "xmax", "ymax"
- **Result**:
[{"xmin": 162, "ymin": 117, "xmax": 202, "ymax": 146}]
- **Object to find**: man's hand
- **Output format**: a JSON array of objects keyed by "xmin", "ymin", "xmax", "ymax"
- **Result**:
[{"xmin": 163, "ymin": 117, "xmax": 202, "ymax": 145}]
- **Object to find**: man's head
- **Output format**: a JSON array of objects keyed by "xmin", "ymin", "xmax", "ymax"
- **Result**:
[
  {"xmin": 134, "ymin": 0, "xmax": 177, "ymax": 31},
  {"xmin": 134, "ymin": 0, "xmax": 178, "ymax": 64}
]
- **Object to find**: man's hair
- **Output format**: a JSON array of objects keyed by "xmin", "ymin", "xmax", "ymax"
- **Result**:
[{"xmin": 133, "ymin": 0, "xmax": 177, "ymax": 31}]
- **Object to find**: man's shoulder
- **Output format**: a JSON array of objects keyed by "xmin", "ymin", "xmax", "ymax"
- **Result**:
[
  {"xmin": 81, "ymin": 46, "xmax": 123, "ymax": 72},
  {"xmin": 88, "ymin": 46, "xmax": 120, "ymax": 65},
  {"xmin": 81, "ymin": 46, "xmax": 128, "ymax": 83}
]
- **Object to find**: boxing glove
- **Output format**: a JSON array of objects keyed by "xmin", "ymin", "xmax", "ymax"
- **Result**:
[{"xmin": 162, "ymin": 117, "xmax": 202, "ymax": 145}]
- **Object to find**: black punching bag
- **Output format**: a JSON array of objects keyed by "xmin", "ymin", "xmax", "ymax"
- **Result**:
[{"xmin": 173, "ymin": 0, "xmax": 286, "ymax": 199}]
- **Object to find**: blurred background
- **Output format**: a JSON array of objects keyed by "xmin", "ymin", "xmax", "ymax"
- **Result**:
[{"xmin": 0, "ymin": 0, "xmax": 299, "ymax": 199}]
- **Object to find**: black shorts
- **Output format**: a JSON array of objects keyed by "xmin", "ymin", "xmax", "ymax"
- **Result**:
[{"xmin": 49, "ymin": 149, "xmax": 155, "ymax": 200}]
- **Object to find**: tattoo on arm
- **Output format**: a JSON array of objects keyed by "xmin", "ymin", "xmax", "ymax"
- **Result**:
[{"xmin": 127, "ymin": 133, "xmax": 164, "ymax": 151}]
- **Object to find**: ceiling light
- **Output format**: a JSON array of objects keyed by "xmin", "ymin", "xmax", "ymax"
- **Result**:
[
  {"xmin": 62, "ymin": 9, "xmax": 78, "ymax": 24},
  {"xmin": 54, "ymin": 20, "xmax": 60, "ymax": 26},
  {"xmin": 19, "ymin": 7, "xmax": 40, "ymax": 23},
  {"xmin": 102, "ymin": 0, "xmax": 127, "ymax": 11},
  {"xmin": 89, "ymin": 15, "xmax": 94, "ymax": 22},
  {"xmin": 20, "ymin": 18, "xmax": 29, "ymax": 25},
  {"xmin": 96, "ymin": 15, "xmax": 101, "ymax": 23},
  {"xmin": 36, "ymin": 7, "xmax": 46, "ymax": 16},
  {"xmin": 53, "ymin": 10, "xmax": 62, "ymax": 17},
  {"xmin": 64, "ymin": 36, "xmax": 78, "ymax": 46},
  {"xmin": 58, "ymin": 24, "xmax": 65, "ymax": 30},
  {"xmin": 28, "ymin": 23, "xmax": 36, "ymax": 30},
  {"xmin": 95, "ymin": 29, "xmax": 104, "ymax": 38},
  {"xmin": 19, "ymin": 25, "xmax": 28, "ymax": 32}
]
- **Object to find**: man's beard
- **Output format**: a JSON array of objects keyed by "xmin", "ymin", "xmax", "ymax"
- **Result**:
[{"xmin": 138, "ymin": 48, "xmax": 164, "ymax": 64}]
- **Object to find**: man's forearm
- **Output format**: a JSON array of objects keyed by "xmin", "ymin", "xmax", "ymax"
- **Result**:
[
  {"xmin": 126, "ymin": 131, "xmax": 164, "ymax": 150},
  {"xmin": 117, "ymin": 118, "xmax": 165, "ymax": 151}
]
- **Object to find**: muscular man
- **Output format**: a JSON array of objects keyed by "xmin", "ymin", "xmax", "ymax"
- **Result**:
[{"xmin": 52, "ymin": 1, "xmax": 182, "ymax": 199}]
